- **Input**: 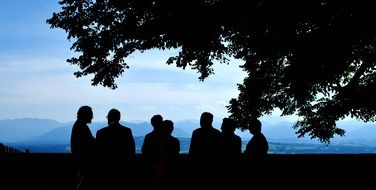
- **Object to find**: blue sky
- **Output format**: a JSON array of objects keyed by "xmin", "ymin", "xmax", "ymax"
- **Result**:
[{"xmin": 0, "ymin": 0, "xmax": 254, "ymax": 123}]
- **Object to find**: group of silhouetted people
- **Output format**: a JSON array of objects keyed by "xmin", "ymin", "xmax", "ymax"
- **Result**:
[
  {"xmin": 71, "ymin": 106, "xmax": 136, "ymax": 190},
  {"xmin": 71, "ymin": 106, "xmax": 269, "ymax": 189},
  {"xmin": 141, "ymin": 114, "xmax": 180, "ymax": 186}
]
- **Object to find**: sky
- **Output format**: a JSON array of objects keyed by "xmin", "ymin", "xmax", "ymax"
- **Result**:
[{"xmin": 0, "ymin": 0, "xmax": 254, "ymax": 123}]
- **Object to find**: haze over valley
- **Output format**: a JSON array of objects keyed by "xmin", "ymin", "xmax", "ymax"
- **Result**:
[{"xmin": 1, "ymin": 117, "xmax": 376, "ymax": 154}]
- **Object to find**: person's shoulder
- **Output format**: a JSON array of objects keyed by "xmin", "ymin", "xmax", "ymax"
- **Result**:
[
  {"xmin": 260, "ymin": 132, "xmax": 267, "ymax": 139},
  {"xmin": 72, "ymin": 120, "xmax": 79, "ymax": 125},
  {"xmin": 261, "ymin": 133, "xmax": 268, "ymax": 142},
  {"xmin": 121, "ymin": 125, "xmax": 132, "ymax": 132},
  {"xmin": 114, "ymin": 123, "xmax": 131, "ymax": 132},
  {"xmin": 96, "ymin": 127, "xmax": 106, "ymax": 137},
  {"xmin": 97, "ymin": 126, "xmax": 109, "ymax": 133},
  {"xmin": 235, "ymin": 134, "xmax": 241, "ymax": 140},
  {"xmin": 213, "ymin": 127, "xmax": 221, "ymax": 134},
  {"xmin": 71, "ymin": 121, "xmax": 80, "ymax": 132},
  {"xmin": 72, "ymin": 120, "xmax": 84, "ymax": 127},
  {"xmin": 192, "ymin": 128, "xmax": 202, "ymax": 134},
  {"xmin": 144, "ymin": 131, "xmax": 153, "ymax": 138},
  {"xmin": 144, "ymin": 132, "xmax": 151, "ymax": 136},
  {"xmin": 172, "ymin": 136, "xmax": 180, "ymax": 141}
]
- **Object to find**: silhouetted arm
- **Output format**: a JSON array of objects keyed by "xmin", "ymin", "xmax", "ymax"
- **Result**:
[
  {"xmin": 236, "ymin": 136, "xmax": 242, "ymax": 154},
  {"xmin": 174, "ymin": 138, "xmax": 181, "ymax": 156},
  {"xmin": 177, "ymin": 140, "xmax": 181, "ymax": 154},
  {"xmin": 189, "ymin": 130, "xmax": 198, "ymax": 155},
  {"xmin": 141, "ymin": 135, "xmax": 149, "ymax": 155},
  {"xmin": 129, "ymin": 130, "xmax": 136, "ymax": 155}
]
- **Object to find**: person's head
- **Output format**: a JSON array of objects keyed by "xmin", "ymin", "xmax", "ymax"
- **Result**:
[
  {"xmin": 163, "ymin": 120, "xmax": 174, "ymax": 135},
  {"xmin": 77, "ymin": 106, "xmax": 93, "ymax": 124},
  {"xmin": 200, "ymin": 112, "xmax": 213, "ymax": 129},
  {"xmin": 151, "ymin": 114, "xmax": 163, "ymax": 130},
  {"xmin": 249, "ymin": 118, "xmax": 262, "ymax": 135},
  {"xmin": 107, "ymin": 109, "xmax": 121, "ymax": 124},
  {"xmin": 221, "ymin": 117, "xmax": 236, "ymax": 134}
]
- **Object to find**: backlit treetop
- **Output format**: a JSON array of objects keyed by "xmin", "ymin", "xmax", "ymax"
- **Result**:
[{"xmin": 48, "ymin": 0, "xmax": 376, "ymax": 143}]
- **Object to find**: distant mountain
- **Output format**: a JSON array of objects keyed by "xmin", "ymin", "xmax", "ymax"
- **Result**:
[
  {"xmin": 236, "ymin": 118, "xmax": 376, "ymax": 144},
  {"xmin": 0, "ymin": 118, "xmax": 67, "ymax": 143},
  {"xmin": 3, "ymin": 117, "xmax": 376, "ymax": 153},
  {"xmin": 1, "ymin": 117, "xmax": 375, "ymax": 145},
  {"xmin": 119, "ymin": 121, "xmax": 190, "ymax": 138},
  {"xmin": 337, "ymin": 121, "xmax": 376, "ymax": 138},
  {"xmin": 173, "ymin": 120, "xmax": 200, "ymax": 136},
  {"xmin": 263, "ymin": 121, "xmax": 299, "ymax": 140},
  {"xmin": 330, "ymin": 122, "xmax": 376, "ymax": 145},
  {"xmin": 24, "ymin": 125, "xmax": 71, "ymax": 144},
  {"xmin": 17, "ymin": 120, "xmax": 190, "ymax": 144}
]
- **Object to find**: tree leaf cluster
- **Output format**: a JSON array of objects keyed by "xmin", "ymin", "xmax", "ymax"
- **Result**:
[{"xmin": 48, "ymin": 0, "xmax": 376, "ymax": 143}]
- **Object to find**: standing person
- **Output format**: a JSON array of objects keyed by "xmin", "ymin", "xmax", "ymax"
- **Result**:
[
  {"xmin": 189, "ymin": 112, "xmax": 222, "ymax": 159},
  {"xmin": 142, "ymin": 114, "xmax": 164, "ymax": 156},
  {"xmin": 244, "ymin": 118, "xmax": 269, "ymax": 160},
  {"xmin": 163, "ymin": 120, "xmax": 180, "ymax": 160},
  {"xmin": 70, "ymin": 105, "xmax": 95, "ymax": 190},
  {"xmin": 189, "ymin": 112, "xmax": 222, "ymax": 184},
  {"xmin": 220, "ymin": 117, "xmax": 242, "ymax": 184},
  {"xmin": 220, "ymin": 117, "xmax": 242, "ymax": 158},
  {"xmin": 141, "ymin": 114, "xmax": 164, "ymax": 184},
  {"xmin": 143, "ymin": 119, "xmax": 181, "ymax": 187},
  {"xmin": 159, "ymin": 119, "xmax": 180, "ymax": 185},
  {"xmin": 95, "ymin": 108, "xmax": 136, "ymax": 189}
]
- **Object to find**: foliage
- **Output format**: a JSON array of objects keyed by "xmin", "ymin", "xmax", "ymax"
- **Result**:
[{"xmin": 47, "ymin": 0, "xmax": 376, "ymax": 143}]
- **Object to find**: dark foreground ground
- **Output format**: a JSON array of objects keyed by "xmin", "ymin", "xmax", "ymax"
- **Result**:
[{"xmin": 1, "ymin": 153, "xmax": 375, "ymax": 189}]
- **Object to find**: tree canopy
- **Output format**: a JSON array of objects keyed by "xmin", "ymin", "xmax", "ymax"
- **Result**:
[{"xmin": 48, "ymin": 0, "xmax": 376, "ymax": 143}]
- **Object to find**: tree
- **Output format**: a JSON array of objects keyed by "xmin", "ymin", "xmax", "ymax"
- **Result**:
[{"xmin": 47, "ymin": 0, "xmax": 376, "ymax": 143}]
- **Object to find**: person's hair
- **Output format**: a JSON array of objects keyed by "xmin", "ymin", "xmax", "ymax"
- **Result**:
[
  {"xmin": 151, "ymin": 114, "xmax": 163, "ymax": 128},
  {"xmin": 250, "ymin": 118, "xmax": 262, "ymax": 132},
  {"xmin": 107, "ymin": 109, "xmax": 121, "ymax": 122},
  {"xmin": 163, "ymin": 120, "xmax": 174, "ymax": 134},
  {"xmin": 200, "ymin": 112, "xmax": 213, "ymax": 128},
  {"xmin": 77, "ymin": 106, "xmax": 92, "ymax": 120},
  {"xmin": 222, "ymin": 117, "xmax": 236, "ymax": 132}
]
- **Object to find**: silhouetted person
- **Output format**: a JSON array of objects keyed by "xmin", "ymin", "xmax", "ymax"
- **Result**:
[
  {"xmin": 163, "ymin": 120, "xmax": 180, "ymax": 158},
  {"xmin": 95, "ymin": 109, "xmax": 136, "ymax": 189},
  {"xmin": 142, "ymin": 119, "xmax": 181, "ymax": 187},
  {"xmin": 220, "ymin": 117, "xmax": 242, "ymax": 182},
  {"xmin": 244, "ymin": 118, "xmax": 269, "ymax": 160},
  {"xmin": 189, "ymin": 112, "xmax": 222, "ymax": 158},
  {"xmin": 221, "ymin": 117, "xmax": 242, "ymax": 158},
  {"xmin": 159, "ymin": 119, "xmax": 180, "ymax": 185},
  {"xmin": 189, "ymin": 112, "xmax": 222, "ymax": 183},
  {"xmin": 142, "ymin": 114, "xmax": 164, "ymax": 156},
  {"xmin": 141, "ymin": 114, "xmax": 165, "ymax": 184},
  {"xmin": 70, "ymin": 105, "xmax": 95, "ymax": 190}
]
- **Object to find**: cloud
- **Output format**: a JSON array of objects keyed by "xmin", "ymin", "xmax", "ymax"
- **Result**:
[
  {"xmin": 0, "ymin": 53, "xmax": 245, "ymax": 123},
  {"xmin": 0, "ymin": 0, "xmax": 247, "ymax": 123},
  {"xmin": 125, "ymin": 49, "xmax": 247, "ymax": 82}
]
